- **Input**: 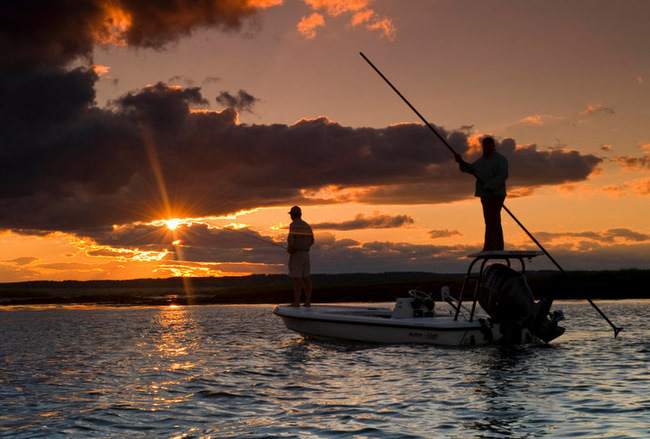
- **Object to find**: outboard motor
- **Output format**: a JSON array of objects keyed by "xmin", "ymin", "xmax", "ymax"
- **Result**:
[{"xmin": 478, "ymin": 264, "xmax": 565, "ymax": 343}]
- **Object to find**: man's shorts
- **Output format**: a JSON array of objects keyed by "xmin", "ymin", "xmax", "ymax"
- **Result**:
[{"xmin": 288, "ymin": 251, "xmax": 310, "ymax": 278}]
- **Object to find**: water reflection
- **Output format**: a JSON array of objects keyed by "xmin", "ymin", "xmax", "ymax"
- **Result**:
[
  {"xmin": 149, "ymin": 305, "xmax": 199, "ymax": 365},
  {"xmin": 106, "ymin": 306, "xmax": 205, "ymax": 418}
]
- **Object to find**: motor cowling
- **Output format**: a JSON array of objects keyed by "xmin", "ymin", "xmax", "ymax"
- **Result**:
[{"xmin": 478, "ymin": 263, "xmax": 565, "ymax": 343}]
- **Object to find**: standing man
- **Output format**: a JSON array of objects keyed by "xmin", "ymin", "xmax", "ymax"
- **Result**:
[
  {"xmin": 287, "ymin": 206, "xmax": 314, "ymax": 307},
  {"xmin": 455, "ymin": 137, "xmax": 509, "ymax": 251}
]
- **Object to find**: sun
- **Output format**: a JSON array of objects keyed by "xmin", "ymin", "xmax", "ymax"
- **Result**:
[{"xmin": 163, "ymin": 218, "xmax": 182, "ymax": 230}]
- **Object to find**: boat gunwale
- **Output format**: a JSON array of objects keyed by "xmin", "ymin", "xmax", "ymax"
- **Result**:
[{"xmin": 273, "ymin": 305, "xmax": 489, "ymax": 333}]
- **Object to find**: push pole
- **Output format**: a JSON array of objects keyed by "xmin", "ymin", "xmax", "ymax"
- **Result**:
[{"xmin": 359, "ymin": 52, "xmax": 622, "ymax": 337}]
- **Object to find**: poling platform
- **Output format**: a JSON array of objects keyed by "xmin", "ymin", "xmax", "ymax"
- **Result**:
[{"xmin": 454, "ymin": 250, "xmax": 565, "ymax": 344}]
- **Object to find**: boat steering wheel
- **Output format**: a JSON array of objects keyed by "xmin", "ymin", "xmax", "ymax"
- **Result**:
[{"xmin": 409, "ymin": 289, "xmax": 431, "ymax": 300}]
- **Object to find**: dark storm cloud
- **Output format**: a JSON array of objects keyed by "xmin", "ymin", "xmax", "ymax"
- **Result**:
[
  {"xmin": 0, "ymin": 0, "xmax": 267, "ymax": 232},
  {"xmin": 118, "ymin": 82, "xmax": 209, "ymax": 121},
  {"xmin": 0, "ymin": 1, "xmax": 602, "ymax": 242},
  {"xmin": 1, "ymin": 1, "xmax": 261, "ymax": 69},
  {"xmin": 78, "ymin": 218, "xmax": 650, "ymax": 274},
  {"xmin": 429, "ymin": 229, "xmax": 462, "ymax": 239},
  {"xmin": 311, "ymin": 213, "xmax": 414, "ymax": 230},
  {"xmin": 505, "ymin": 141, "xmax": 601, "ymax": 189},
  {"xmin": 0, "ymin": 81, "xmax": 603, "ymax": 234},
  {"xmin": 312, "ymin": 229, "xmax": 650, "ymax": 273},
  {"xmin": 84, "ymin": 221, "xmax": 286, "ymax": 265},
  {"xmin": 75, "ymin": 217, "xmax": 464, "ymax": 272},
  {"xmin": 311, "ymin": 237, "xmax": 475, "ymax": 274},
  {"xmin": 168, "ymin": 75, "xmax": 196, "ymax": 87},
  {"xmin": 203, "ymin": 76, "xmax": 222, "ymax": 84},
  {"xmin": 86, "ymin": 222, "xmax": 282, "ymax": 250},
  {"xmin": 216, "ymin": 89, "xmax": 259, "ymax": 113}
]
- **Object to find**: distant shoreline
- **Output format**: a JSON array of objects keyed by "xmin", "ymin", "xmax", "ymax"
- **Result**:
[{"xmin": 1, "ymin": 269, "xmax": 649, "ymax": 307}]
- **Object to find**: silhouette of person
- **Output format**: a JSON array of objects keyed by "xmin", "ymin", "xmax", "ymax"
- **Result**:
[
  {"xmin": 455, "ymin": 137, "xmax": 508, "ymax": 251},
  {"xmin": 287, "ymin": 206, "xmax": 314, "ymax": 306}
]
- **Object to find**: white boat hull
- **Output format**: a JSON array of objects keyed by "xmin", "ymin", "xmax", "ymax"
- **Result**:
[{"xmin": 273, "ymin": 304, "xmax": 538, "ymax": 347}]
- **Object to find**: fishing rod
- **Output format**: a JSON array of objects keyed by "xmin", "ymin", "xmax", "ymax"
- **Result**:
[
  {"xmin": 218, "ymin": 226, "xmax": 287, "ymax": 250},
  {"xmin": 359, "ymin": 51, "xmax": 622, "ymax": 337}
]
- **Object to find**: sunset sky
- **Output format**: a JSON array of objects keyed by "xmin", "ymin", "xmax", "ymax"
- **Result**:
[{"xmin": 1, "ymin": 0, "xmax": 649, "ymax": 282}]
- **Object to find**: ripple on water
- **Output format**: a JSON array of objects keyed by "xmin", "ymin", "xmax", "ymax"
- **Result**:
[{"xmin": 1, "ymin": 302, "xmax": 649, "ymax": 438}]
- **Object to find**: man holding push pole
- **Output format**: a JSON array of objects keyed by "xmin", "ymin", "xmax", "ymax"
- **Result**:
[{"xmin": 455, "ymin": 137, "xmax": 509, "ymax": 251}]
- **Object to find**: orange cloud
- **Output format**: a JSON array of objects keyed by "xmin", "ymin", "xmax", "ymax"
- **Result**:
[
  {"xmin": 352, "ymin": 9, "xmax": 373, "ymax": 25},
  {"xmin": 303, "ymin": 0, "xmax": 368, "ymax": 15},
  {"xmin": 249, "ymin": 0, "xmax": 284, "ymax": 6},
  {"xmin": 521, "ymin": 115, "xmax": 544, "ymax": 126},
  {"xmin": 366, "ymin": 17, "xmax": 397, "ymax": 40},
  {"xmin": 520, "ymin": 114, "xmax": 562, "ymax": 126},
  {"xmin": 579, "ymin": 103, "xmax": 615, "ymax": 116},
  {"xmin": 91, "ymin": 64, "xmax": 111, "ymax": 76},
  {"xmin": 94, "ymin": 4, "xmax": 133, "ymax": 46},
  {"xmin": 535, "ymin": 228, "xmax": 650, "ymax": 246},
  {"xmin": 601, "ymin": 177, "xmax": 650, "ymax": 198},
  {"xmin": 298, "ymin": 12, "xmax": 326, "ymax": 39},
  {"xmin": 299, "ymin": 0, "xmax": 396, "ymax": 40},
  {"xmin": 627, "ymin": 178, "xmax": 650, "ymax": 196}
]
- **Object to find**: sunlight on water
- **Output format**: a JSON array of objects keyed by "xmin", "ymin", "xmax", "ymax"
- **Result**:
[{"xmin": 0, "ymin": 302, "xmax": 648, "ymax": 438}]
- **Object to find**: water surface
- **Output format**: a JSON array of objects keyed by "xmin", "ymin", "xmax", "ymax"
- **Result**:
[{"xmin": 1, "ymin": 301, "xmax": 648, "ymax": 438}]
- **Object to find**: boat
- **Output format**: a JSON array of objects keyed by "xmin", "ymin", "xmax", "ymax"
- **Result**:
[{"xmin": 273, "ymin": 251, "xmax": 566, "ymax": 346}]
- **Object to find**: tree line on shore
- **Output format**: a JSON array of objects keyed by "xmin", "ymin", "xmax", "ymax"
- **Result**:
[{"xmin": 0, "ymin": 269, "xmax": 648, "ymax": 307}]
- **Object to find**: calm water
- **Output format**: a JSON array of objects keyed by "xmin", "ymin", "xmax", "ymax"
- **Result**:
[{"xmin": 1, "ymin": 300, "xmax": 649, "ymax": 438}]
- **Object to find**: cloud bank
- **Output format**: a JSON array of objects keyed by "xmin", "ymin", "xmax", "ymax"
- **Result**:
[
  {"xmin": 0, "ymin": 1, "xmax": 602, "ymax": 238},
  {"xmin": 3, "ymin": 1, "xmax": 632, "ymax": 280},
  {"xmin": 0, "ymin": 85, "xmax": 602, "ymax": 235},
  {"xmin": 311, "ymin": 213, "xmax": 414, "ymax": 230}
]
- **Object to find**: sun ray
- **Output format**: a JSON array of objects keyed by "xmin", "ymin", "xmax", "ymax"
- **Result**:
[
  {"xmin": 137, "ymin": 123, "xmax": 195, "ymax": 302},
  {"xmin": 164, "ymin": 218, "xmax": 182, "ymax": 230}
]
